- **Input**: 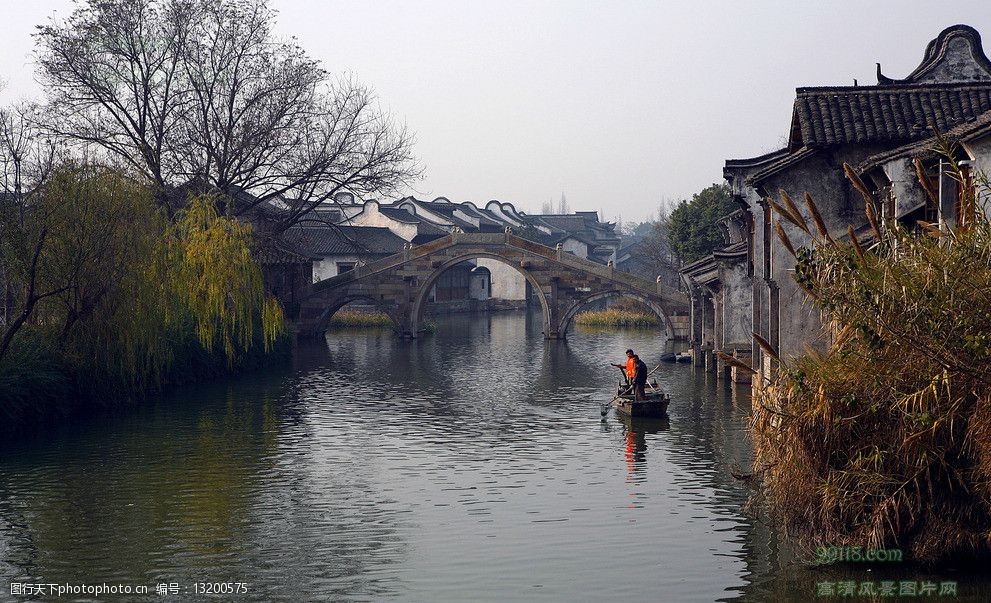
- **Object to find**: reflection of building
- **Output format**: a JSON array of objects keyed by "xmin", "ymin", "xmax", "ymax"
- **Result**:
[{"xmin": 684, "ymin": 25, "xmax": 991, "ymax": 383}]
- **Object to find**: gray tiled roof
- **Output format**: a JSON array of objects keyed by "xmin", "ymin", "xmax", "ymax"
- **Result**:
[
  {"xmin": 790, "ymin": 83, "xmax": 991, "ymax": 148},
  {"xmin": 400, "ymin": 198, "xmax": 478, "ymax": 231},
  {"xmin": 536, "ymin": 214, "xmax": 592, "ymax": 232},
  {"xmin": 858, "ymin": 107, "xmax": 991, "ymax": 171},
  {"xmin": 458, "ymin": 204, "xmax": 503, "ymax": 227},
  {"xmin": 379, "ymin": 206, "xmax": 421, "ymax": 223},
  {"xmin": 254, "ymin": 239, "xmax": 319, "ymax": 265},
  {"xmin": 747, "ymin": 147, "xmax": 819, "ymax": 185},
  {"xmin": 282, "ymin": 225, "xmax": 405, "ymax": 257}
]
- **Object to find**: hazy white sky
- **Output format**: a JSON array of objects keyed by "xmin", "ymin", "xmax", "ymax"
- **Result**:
[{"xmin": 3, "ymin": 1, "xmax": 991, "ymax": 222}]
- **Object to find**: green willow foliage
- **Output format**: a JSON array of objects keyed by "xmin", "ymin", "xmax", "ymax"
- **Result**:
[
  {"xmin": 161, "ymin": 195, "xmax": 284, "ymax": 360},
  {"xmin": 752, "ymin": 164, "xmax": 991, "ymax": 563},
  {"xmin": 1, "ymin": 166, "xmax": 284, "ymax": 407},
  {"xmin": 1, "ymin": 167, "xmax": 170, "ymax": 392}
]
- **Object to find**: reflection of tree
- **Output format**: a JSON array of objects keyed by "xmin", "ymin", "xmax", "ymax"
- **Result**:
[{"xmin": 0, "ymin": 370, "xmax": 410, "ymax": 597}]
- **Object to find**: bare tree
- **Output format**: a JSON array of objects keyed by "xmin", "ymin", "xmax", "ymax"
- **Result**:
[
  {"xmin": 632, "ymin": 200, "xmax": 680, "ymax": 286},
  {"xmin": 557, "ymin": 192, "xmax": 569, "ymax": 214},
  {"xmin": 0, "ymin": 103, "xmax": 61, "ymax": 334},
  {"xmin": 0, "ymin": 104, "xmax": 60, "ymax": 203},
  {"xmin": 541, "ymin": 199, "xmax": 553, "ymax": 214},
  {"xmin": 35, "ymin": 0, "xmax": 191, "ymax": 209},
  {"xmin": 33, "ymin": 0, "xmax": 418, "ymax": 229}
]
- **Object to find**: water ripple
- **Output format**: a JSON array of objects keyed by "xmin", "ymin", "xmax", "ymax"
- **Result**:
[{"xmin": 0, "ymin": 312, "xmax": 762, "ymax": 602}]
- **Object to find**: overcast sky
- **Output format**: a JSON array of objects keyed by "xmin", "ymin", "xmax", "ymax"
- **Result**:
[{"xmin": 3, "ymin": 1, "xmax": 991, "ymax": 222}]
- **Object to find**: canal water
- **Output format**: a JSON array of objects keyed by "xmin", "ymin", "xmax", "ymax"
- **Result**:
[{"xmin": 1, "ymin": 311, "xmax": 986, "ymax": 601}]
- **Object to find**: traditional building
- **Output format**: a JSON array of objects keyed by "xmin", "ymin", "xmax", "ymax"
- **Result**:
[
  {"xmin": 394, "ymin": 196, "xmax": 505, "ymax": 233},
  {"xmin": 855, "ymin": 108, "xmax": 991, "ymax": 230},
  {"xmin": 282, "ymin": 225, "xmax": 407, "ymax": 282},
  {"xmin": 325, "ymin": 195, "xmax": 623, "ymax": 308},
  {"xmin": 680, "ymin": 210, "xmax": 754, "ymax": 382},
  {"xmin": 616, "ymin": 236, "xmax": 681, "ymax": 291},
  {"xmin": 696, "ymin": 24, "xmax": 991, "ymax": 382},
  {"xmin": 522, "ymin": 212, "xmax": 621, "ymax": 264}
]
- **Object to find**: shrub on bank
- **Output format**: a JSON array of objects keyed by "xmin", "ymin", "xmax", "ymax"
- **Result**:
[
  {"xmin": 751, "ymin": 162, "xmax": 991, "ymax": 564},
  {"xmin": 0, "ymin": 330, "xmax": 71, "ymax": 425}
]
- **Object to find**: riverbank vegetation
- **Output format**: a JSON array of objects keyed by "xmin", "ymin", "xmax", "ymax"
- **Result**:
[
  {"xmin": 329, "ymin": 308, "xmax": 436, "ymax": 333},
  {"xmin": 330, "ymin": 309, "xmax": 394, "ymax": 329},
  {"xmin": 575, "ymin": 300, "xmax": 662, "ymax": 328},
  {"xmin": 750, "ymin": 154, "xmax": 991, "ymax": 564},
  {"xmin": 0, "ymin": 167, "xmax": 287, "ymax": 429}
]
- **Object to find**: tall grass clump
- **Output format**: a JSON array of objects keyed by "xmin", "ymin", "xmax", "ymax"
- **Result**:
[
  {"xmin": 329, "ymin": 308, "xmax": 395, "ymax": 329},
  {"xmin": 328, "ymin": 308, "xmax": 437, "ymax": 334},
  {"xmin": 575, "ymin": 300, "xmax": 661, "ymax": 329},
  {"xmin": 751, "ymin": 151, "xmax": 991, "ymax": 564}
]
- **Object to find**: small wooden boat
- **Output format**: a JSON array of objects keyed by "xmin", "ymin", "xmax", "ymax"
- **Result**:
[{"xmin": 611, "ymin": 383, "xmax": 671, "ymax": 418}]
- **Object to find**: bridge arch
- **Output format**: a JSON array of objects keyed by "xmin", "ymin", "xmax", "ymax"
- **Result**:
[
  {"xmin": 409, "ymin": 252, "xmax": 552, "ymax": 336},
  {"xmin": 296, "ymin": 232, "xmax": 690, "ymax": 341},
  {"xmin": 558, "ymin": 290, "xmax": 675, "ymax": 339},
  {"xmin": 311, "ymin": 294, "xmax": 403, "ymax": 334}
]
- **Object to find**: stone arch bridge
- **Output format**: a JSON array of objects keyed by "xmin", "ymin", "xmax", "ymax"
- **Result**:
[{"xmin": 297, "ymin": 232, "xmax": 689, "ymax": 340}]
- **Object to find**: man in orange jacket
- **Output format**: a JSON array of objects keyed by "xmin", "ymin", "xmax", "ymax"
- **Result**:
[{"xmin": 611, "ymin": 349, "xmax": 636, "ymax": 387}]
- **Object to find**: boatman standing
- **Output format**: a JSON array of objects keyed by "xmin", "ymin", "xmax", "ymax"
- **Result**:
[
  {"xmin": 611, "ymin": 349, "xmax": 637, "ymax": 386},
  {"xmin": 632, "ymin": 354, "xmax": 648, "ymax": 400}
]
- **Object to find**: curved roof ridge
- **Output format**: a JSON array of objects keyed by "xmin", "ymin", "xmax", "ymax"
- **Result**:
[{"xmin": 877, "ymin": 24, "xmax": 991, "ymax": 85}]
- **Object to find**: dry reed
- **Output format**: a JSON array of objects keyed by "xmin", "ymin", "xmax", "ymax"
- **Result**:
[{"xmin": 752, "ymin": 157, "xmax": 991, "ymax": 564}]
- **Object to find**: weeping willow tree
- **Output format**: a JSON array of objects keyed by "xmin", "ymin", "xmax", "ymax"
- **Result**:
[
  {"xmin": 0, "ymin": 165, "xmax": 284, "ymax": 406},
  {"xmin": 748, "ymin": 152, "xmax": 991, "ymax": 564},
  {"xmin": 160, "ymin": 195, "xmax": 284, "ymax": 361}
]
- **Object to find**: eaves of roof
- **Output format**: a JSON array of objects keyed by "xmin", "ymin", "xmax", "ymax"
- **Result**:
[
  {"xmin": 857, "ymin": 107, "xmax": 991, "ymax": 172},
  {"xmin": 712, "ymin": 241, "xmax": 748, "ymax": 259},
  {"xmin": 746, "ymin": 147, "xmax": 819, "ymax": 185},
  {"xmin": 379, "ymin": 206, "xmax": 421, "ymax": 223}
]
